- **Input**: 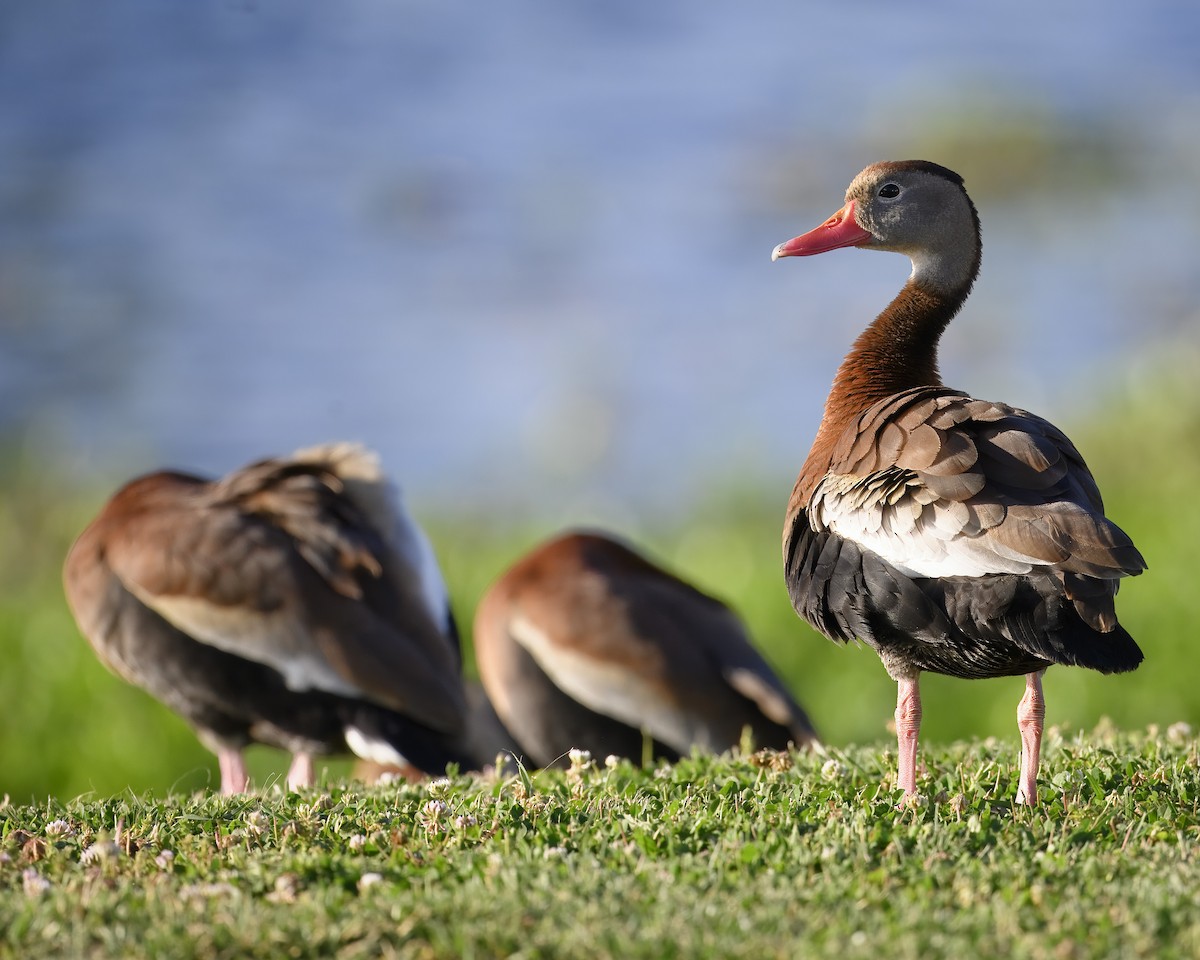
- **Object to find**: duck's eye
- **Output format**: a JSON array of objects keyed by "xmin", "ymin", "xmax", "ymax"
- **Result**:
[{"xmin": 878, "ymin": 183, "xmax": 900, "ymax": 199}]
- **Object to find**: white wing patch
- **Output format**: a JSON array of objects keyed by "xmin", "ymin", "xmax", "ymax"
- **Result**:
[
  {"xmin": 509, "ymin": 614, "xmax": 694, "ymax": 754},
  {"xmin": 725, "ymin": 668, "xmax": 794, "ymax": 726},
  {"xmin": 345, "ymin": 726, "xmax": 411, "ymax": 768},
  {"xmin": 811, "ymin": 472, "xmax": 1041, "ymax": 579},
  {"xmin": 129, "ymin": 589, "xmax": 366, "ymax": 698}
]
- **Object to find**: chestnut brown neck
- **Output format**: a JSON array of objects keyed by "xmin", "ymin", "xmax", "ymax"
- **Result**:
[
  {"xmin": 829, "ymin": 279, "xmax": 962, "ymax": 410},
  {"xmin": 794, "ymin": 275, "xmax": 972, "ymax": 506}
]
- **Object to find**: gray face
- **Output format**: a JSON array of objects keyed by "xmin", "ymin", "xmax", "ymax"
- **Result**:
[{"xmin": 846, "ymin": 164, "xmax": 980, "ymax": 293}]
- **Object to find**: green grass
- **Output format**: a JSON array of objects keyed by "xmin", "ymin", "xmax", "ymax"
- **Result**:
[
  {"xmin": 3, "ymin": 730, "xmax": 1199, "ymax": 959},
  {"xmin": 1, "ymin": 353, "xmax": 1200, "ymax": 955}
]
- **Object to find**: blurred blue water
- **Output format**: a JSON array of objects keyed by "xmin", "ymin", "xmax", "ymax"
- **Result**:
[{"xmin": 2, "ymin": 1, "xmax": 1198, "ymax": 517}]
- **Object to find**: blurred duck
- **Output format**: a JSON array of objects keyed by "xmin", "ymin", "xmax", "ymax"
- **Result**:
[
  {"xmin": 352, "ymin": 679, "xmax": 520, "ymax": 783},
  {"xmin": 772, "ymin": 160, "xmax": 1144, "ymax": 803},
  {"xmin": 63, "ymin": 443, "xmax": 476, "ymax": 793},
  {"xmin": 473, "ymin": 530, "xmax": 819, "ymax": 768}
]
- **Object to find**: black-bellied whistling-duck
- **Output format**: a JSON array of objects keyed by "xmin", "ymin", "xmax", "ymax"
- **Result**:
[
  {"xmin": 772, "ymin": 161, "xmax": 1145, "ymax": 804},
  {"xmin": 63, "ymin": 443, "xmax": 477, "ymax": 794},
  {"xmin": 473, "ymin": 530, "xmax": 819, "ymax": 768}
]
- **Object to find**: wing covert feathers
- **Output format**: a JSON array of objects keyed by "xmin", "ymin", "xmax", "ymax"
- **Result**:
[{"xmin": 786, "ymin": 387, "xmax": 1144, "ymax": 679}]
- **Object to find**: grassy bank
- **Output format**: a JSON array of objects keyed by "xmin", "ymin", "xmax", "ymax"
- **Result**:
[{"xmin": 3, "ymin": 730, "xmax": 1199, "ymax": 959}]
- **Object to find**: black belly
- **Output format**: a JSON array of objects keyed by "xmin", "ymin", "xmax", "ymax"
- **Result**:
[{"xmin": 784, "ymin": 513, "xmax": 1142, "ymax": 681}]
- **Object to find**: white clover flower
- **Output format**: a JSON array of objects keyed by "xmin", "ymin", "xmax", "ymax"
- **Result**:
[
  {"xmin": 358, "ymin": 872, "xmax": 383, "ymax": 891},
  {"xmin": 22, "ymin": 868, "xmax": 51, "ymax": 896},
  {"xmin": 453, "ymin": 814, "xmax": 477, "ymax": 830},
  {"xmin": 44, "ymin": 819, "xmax": 72, "ymax": 838},
  {"xmin": 1167, "ymin": 722, "xmax": 1194, "ymax": 744},
  {"xmin": 80, "ymin": 839, "xmax": 122, "ymax": 864},
  {"xmin": 348, "ymin": 834, "xmax": 368, "ymax": 852},
  {"xmin": 567, "ymin": 748, "xmax": 592, "ymax": 768},
  {"xmin": 900, "ymin": 791, "xmax": 927, "ymax": 810},
  {"xmin": 428, "ymin": 777, "xmax": 453, "ymax": 795},
  {"xmin": 424, "ymin": 799, "xmax": 448, "ymax": 818},
  {"xmin": 155, "ymin": 849, "xmax": 176, "ymax": 870},
  {"xmin": 604, "ymin": 755, "xmax": 620, "ymax": 770},
  {"xmin": 270, "ymin": 873, "xmax": 301, "ymax": 903},
  {"xmin": 820, "ymin": 758, "xmax": 846, "ymax": 781}
]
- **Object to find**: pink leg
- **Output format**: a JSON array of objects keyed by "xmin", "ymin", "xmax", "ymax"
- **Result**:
[
  {"xmin": 218, "ymin": 748, "xmax": 249, "ymax": 795},
  {"xmin": 894, "ymin": 676, "xmax": 922, "ymax": 798},
  {"xmin": 286, "ymin": 752, "xmax": 315, "ymax": 791},
  {"xmin": 1016, "ymin": 670, "xmax": 1046, "ymax": 805}
]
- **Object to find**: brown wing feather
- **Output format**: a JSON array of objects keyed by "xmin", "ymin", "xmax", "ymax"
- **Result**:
[{"xmin": 806, "ymin": 387, "xmax": 1145, "ymax": 582}]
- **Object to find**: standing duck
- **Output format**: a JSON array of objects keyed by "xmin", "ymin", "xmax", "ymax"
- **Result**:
[
  {"xmin": 771, "ymin": 161, "xmax": 1144, "ymax": 804},
  {"xmin": 63, "ymin": 443, "xmax": 476, "ymax": 793},
  {"xmin": 473, "ymin": 530, "xmax": 819, "ymax": 768}
]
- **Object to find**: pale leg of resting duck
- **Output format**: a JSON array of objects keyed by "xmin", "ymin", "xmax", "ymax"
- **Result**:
[
  {"xmin": 287, "ymin": 751, "xmax": 315, "ymax": 790},
  {"xmin": 1016, "ymin": 669, "xmax": 1047, "ymax": 805},
  {"xmin": 218, "ymin": 747, "xmax": 249, "ymax": 795}
]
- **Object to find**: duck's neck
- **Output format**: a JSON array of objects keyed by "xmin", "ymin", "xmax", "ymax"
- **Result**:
[
  {"xmin": 796, "ymin": 272, "xmax": 975, "ymax": 503},
  {"xmin": 827, "ymin": 278, "xmax": 963, "ymax": 414}
]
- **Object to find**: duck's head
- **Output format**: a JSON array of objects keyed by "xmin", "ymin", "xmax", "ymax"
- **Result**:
[{"xmin": 772, "ymin": 160, "xmax": 980, "ymax": 294}]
